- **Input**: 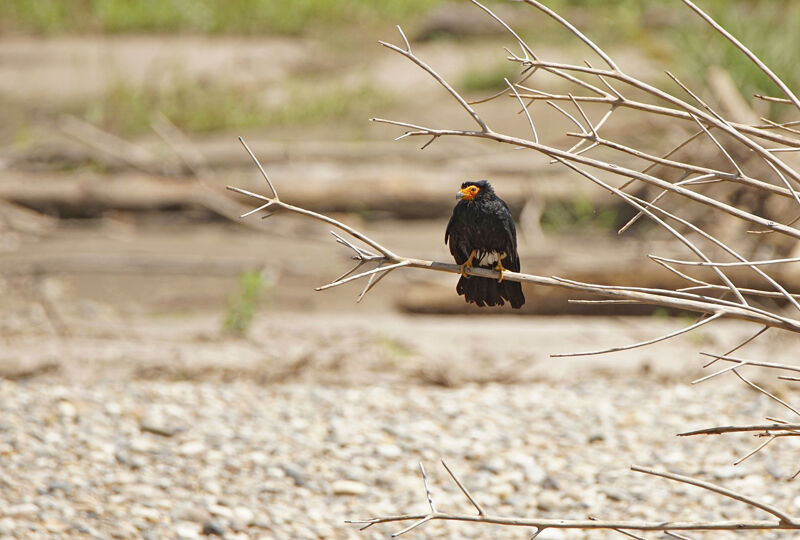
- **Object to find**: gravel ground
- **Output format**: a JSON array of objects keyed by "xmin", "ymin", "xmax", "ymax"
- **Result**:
[{"xmin": 1, "ymin": 378, "xmax": 799, "ymax": 540}]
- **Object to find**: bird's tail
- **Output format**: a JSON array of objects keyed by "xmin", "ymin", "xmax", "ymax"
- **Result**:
[{"xmin": 456, "ymin": 275, "xmax": 525, "ymax": 309}]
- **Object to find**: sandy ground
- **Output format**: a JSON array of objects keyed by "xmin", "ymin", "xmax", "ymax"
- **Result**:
[{"xmin": 3, "ymin": 220, "xmax": 798, "ymax": 388}]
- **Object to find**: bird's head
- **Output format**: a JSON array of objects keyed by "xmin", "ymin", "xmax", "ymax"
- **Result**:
[{"xmin": 456, "ymin": 180, "xmax": 494, "ymax": 202}]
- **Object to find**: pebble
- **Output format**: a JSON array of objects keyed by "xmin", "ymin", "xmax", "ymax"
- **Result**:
[
  {"xmin": 57, "ymin": 400, "xmax": 77, "ymax": 418},
  {"xmin": 713, "ymin": 465, "xmax": 744, "ymax": 480},
  {"xmin": 6, "ymin": 504, "xmax": 38, "ymax": 517},
  {"xmin": 140, "ymin": 411, "xmax": 182, "ymax": 437},
  {"xmin": 202, "ymin": 520, "xmax": 225, "ymax": 536},
  {"xmin": 178, "ymin": 441, "xmax": 206, "ymax": 456},
  {"xmin": 376, "ymin": 443, "xmax": 403, "ymax": 459},
  {"xmin": 281, "ymin": 464, "xmax": 305, "ymax": 486},
  {"xmin": 208, "ymin": 504, "xmax": 233, "ymax": 520},
  {"xmin": 0, "ymin": 379, "xmax": 794, "ymax": 539},
  {"xmin": 174, "ymin": 522, "xmax": 200, "ymax": 540},
  {"xmin": 331, "ymin": 480, "xmax": 368, "ymax": 496},
  {"xmin": 232, "ymin": 506, "xmax": 254, "ymax": 526}
]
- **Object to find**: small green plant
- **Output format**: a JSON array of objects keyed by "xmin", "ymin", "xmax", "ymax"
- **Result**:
[
  {"xmin": 376, "ymin": 336, "xmax": 415, "ymax": 358},
  {"xmin": 222, "ymin": 270, "xmax": 269, "ymax": 337},
  {"xmin": 540, "ymin": 195, "xmax": 618, "ymax": 234}
]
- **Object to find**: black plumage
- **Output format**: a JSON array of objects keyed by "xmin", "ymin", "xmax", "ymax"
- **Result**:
[{"xmin": 445, "ymin": 180, "xmax": 525, "ymax": 309}]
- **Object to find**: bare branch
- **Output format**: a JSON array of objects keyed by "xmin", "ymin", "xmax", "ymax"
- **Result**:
[
  {"xmin": 515, "ymin": 90, "xmax": 800, "ymax": 147},
  {"xmin": 348, "ymin": 463, "xmax": 799, "ymax": 533},
  {"xmin": 238, "ymin": 137, "xmax": 279, "ymax": 201},
  {"xmin": 520, "ymin": 0, "xmax": 619, "ymax": 71},
  {"xmin": 471, "ymin": 0, "xmax": 537, "ymax": 63},
  {"xmin": 315, "ymin": 261, "xmax": 410, "ymax": 291},
  {"xmin": 551, "ymin": 313, "xmax": 722, "ymax": 358},
  {"xmin": 734, "ymin": 435, "xmax": 778, "ymax": 466},
  {"xmin": 699, "ymin": 352, "xmax": 800, "ymax": 376},
  {"xmin": 653, "ymin": 255, "xmax": 800, "ymax": 268},
  {"xmin": 679, "ymin": 424, "xmax": 800, "ymax": 437},
  {"xmin": 441, "ymin": 459, "xmax": 486, "ymax": 516},
  {"xmin": 732, "ymin": 368, "xmax": 800, "ymax": 418},
  {"xmin": 507, "ymin": 78, "xmax": 538, "ymax": 142},
  {"xmin": 630, "ymin": 466, "xmax": 795, "ymax": 524},
  {"xmin": 379, "ymin": 29, "xmax": 489, "ymax": 132},
  {"xmin": 419, "ymin": 462, "xmax": 436, "ymax": 513},
  {"xmin": 370, "ymin": 118, "xmax": 800, "ymax": 239},
  {"xmin": 226, "ymin": 184, "xmax": 399, "ymax": 260}
]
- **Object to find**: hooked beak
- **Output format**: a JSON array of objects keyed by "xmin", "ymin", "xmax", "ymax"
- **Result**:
[{"xmin": 456, "ymin": 191, "xmax": 465, "ymax": 200}]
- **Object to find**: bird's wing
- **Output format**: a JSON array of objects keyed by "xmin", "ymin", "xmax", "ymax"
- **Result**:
[
  {"xmin": 445, "ymin": 212, "xmax": 454, "ymax": 244},
  {"xmin": 445, "ymin": 209, "xmax": 461, "ymax": 260},
  {"xmin": 497, "ymin": 199, "xmax": 520, "ymax": 270}
]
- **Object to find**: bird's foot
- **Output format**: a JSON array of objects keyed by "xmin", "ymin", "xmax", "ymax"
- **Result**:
[
  {"xmin": 460, "ymin": 250, "xmax": 477, "ymax": 278},
  {"xmin": 494, "ymin": 257, "xmax": 507, "ymax": 283}
]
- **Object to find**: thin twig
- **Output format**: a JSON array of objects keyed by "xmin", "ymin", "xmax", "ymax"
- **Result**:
[
  {"xmin": 682, "ymin": 0, "xmax": 800, "ymax": 113},
  {"xmin": 441, "ymin": 459, "xmax": 486, "ymax": 516},
  {"xmin": 238, "ymin": 137, "xmax": 279, "ymax": 200},
  {"xmin": 732, "ymin": 368, "xmax": 800, "ymax": 418},
  {"xmin": 419, "ymin": 462, "xmax": 436, "ymax": 513},
  {"xmin": 379, "ymin": 27, "xmax": 489, "ymax": 133},
  {"xmin": 679, "ymin": 424, "xmax": 800, "ymax": 437},
  {"xmin": 699, "ymin": 352, "xmax": 800, "ymax": 376},
  {"xmin": 551, "ymin": 313, "xmax": 722, "ymax": 358},
  {"xmin": 630, "ymin": 466, "xmax": 794, "ymax": 524},
  {"xmin": 734, "ymin": 435, "xmax": 778, "ymax": 466},
  {"xmin": 507, "ymin": 78, "xmax": 538, "ymax": 142}
]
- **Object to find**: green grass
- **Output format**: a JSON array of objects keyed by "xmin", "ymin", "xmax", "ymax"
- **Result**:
[
  {"xmin": 9, "ymin": 1, "xmax": 800, "ymax": 133},
  {"xmin": 0, "ymin": 0, "xmax": 441, "ymax": 36},
  {"xmin": 540, "ymin": 195, "xmax": 618, "ymax": 234},
  {"xmin": 531, "ymin": 1, "xmax": 800, "ymax": 105},
  {"xmin": 80, "ymin": 77, "xmax": 386, "ymax": 136},
  {"xmin": 665, "ymin": 1, "xmax": 800, "ymax": 106},
  {"xmin": 222, "ymin": 270, "xmax": 269, "ymax": 337}
]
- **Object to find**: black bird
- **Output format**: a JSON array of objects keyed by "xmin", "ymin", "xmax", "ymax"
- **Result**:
[{"xmin": 445, "ymin": 180, "xmax": 525, "ymax": 309}]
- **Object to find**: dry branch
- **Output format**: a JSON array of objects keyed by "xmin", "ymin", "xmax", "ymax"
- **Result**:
[
  {"xmin": 346, "ymin": 461, "xmax": 800, "ymax": 535},
  {"xmin": 679, "ymin": 424, "xmax": 800, "ymax": 437}
]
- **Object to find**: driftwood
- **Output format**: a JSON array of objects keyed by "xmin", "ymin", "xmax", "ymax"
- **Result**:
[
  {"xmin": 0, "ymin": 252, "xmax": 261, "ymax": 277},
  {"xmin": 0, "ymin": 170, "xmax": 609, "ymax": 221}
]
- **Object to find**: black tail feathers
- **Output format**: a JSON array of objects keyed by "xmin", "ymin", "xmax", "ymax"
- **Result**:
[{"xmin": 456, "ymin": 275, "xmax": 525, "ymax": 309}]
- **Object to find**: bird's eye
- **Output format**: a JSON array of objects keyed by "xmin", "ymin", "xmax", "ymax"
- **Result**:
[{"xmin": 470, "ymin": 186, "xmax": 478, "ymax": 193}]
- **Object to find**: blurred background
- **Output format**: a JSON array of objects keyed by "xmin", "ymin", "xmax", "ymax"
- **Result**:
[
  {"xmin": 6, "ymin": 3, "xmax": 800, "ymax": 540},
  {"xmin": 1, "ymin": 0, "xmax": 800, "ymax": 384}
]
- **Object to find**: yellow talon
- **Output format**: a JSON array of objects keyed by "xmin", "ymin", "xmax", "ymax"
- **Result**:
[
  {"xmin": 460, "ymin": 250, "xmax": 477, "ymax": 278},
  {"xmin": 495, "ymin": 255, "xmax": 507, "ymax": 283}
]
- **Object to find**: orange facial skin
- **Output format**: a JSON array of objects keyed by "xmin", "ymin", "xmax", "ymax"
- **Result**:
[{"xmin": 457, "ymin": 184, "xmax": 480, "ymax": 201}]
